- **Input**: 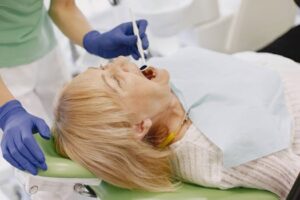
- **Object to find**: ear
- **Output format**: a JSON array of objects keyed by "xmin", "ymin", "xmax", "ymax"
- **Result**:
[{"xmin": 132, "ymin": 118, "xmax": 152, "ymax": 141}]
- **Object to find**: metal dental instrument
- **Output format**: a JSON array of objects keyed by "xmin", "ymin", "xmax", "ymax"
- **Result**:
[{"xmin": 129, "ymin": 9, "xmax": 148, "ymax": 71}]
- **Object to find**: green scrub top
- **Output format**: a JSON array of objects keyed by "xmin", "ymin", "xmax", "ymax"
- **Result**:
[{"xmin": 0, "ymin": 0, "xmax": 56, "ymax": 67}]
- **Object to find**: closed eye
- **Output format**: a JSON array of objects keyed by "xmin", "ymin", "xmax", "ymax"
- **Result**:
[
  {"xmin": 112, "ymin": 75, "xmax": 122, "ymax": 87},
  {"xmin": 101, "ymin": 73, "xmax": 119, "ymax": 93}
]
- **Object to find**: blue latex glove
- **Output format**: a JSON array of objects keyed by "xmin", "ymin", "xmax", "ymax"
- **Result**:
[
  {"xmin": 83, "ymin": 19, "xmax": 149, "ymax": 60},
  {"xmin": 0, "ymin": 100, "xmax": 50, "ymax": 175}
]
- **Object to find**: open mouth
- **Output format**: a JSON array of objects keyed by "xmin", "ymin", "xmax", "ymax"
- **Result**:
[{"xmin": 142, "ymin": 66, "xmax": 157, "ymax": 80}]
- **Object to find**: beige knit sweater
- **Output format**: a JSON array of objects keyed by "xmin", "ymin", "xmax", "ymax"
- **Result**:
[{"xmin": 170, "ymin": 52, "xmax": 300, "ymax": 199}]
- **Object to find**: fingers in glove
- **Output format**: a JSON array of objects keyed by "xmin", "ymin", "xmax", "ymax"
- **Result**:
[
  {"xmin": 33, "ymin": 118, "xmax": 51, "ymax": 139},
  {"xmin": 109, "ymin": 47, "xmax": 132, "ymax": 58},
  {"xmin": 131, "ymin": 46, "xmax": 148, "ymax": 60},
  {"xmin": 131, "ymin": 53, "xmax": 140, "ymax": 60},
  {"xmin": 131, "ymin": 46, "xmax": 141, "ymax": 60},
  {"xmin": 14, "ymin": 132, "xmax": 47, "ymax": 170},
  {"xmin": 7, "ymin": 136, "xmax": 37, "ymax": 175},
  {"xmin": 118, "ymin": 35, "xmax": 137, "ymax": 46},
  {"xmin": 141, "ymin": 33, "xmax": 149, "ymax": 50},
  {"xmin": 22, "ymin": 130, "xmax": 46, "ymax": 164},
  {"xmin": 1, "ymin": 139, "xmax": 25, "ymax": 171},
  {"xmin": 137, "ymin": 19, "xmax": 148, "ymax": 36}
]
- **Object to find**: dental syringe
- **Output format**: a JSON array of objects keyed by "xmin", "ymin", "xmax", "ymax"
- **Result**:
[{"xmin": 129, "ymin": 9, "xmax": 148, "ymax": 71}]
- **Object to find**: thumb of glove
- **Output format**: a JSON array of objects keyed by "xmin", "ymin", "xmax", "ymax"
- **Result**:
[
  {"xmin": 33, "ymin": 118, "xmax": 51, "ymax": 140},
  {"xmin": 118, "ymin": 35, "xmax": 137, "ymax": 46}
]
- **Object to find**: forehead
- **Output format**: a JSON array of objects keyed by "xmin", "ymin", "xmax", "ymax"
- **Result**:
[
  {"xmin": 104, "ymin": 57, "xmax": 139, "ymax": 70},
  {"xmin": 77, "ymin": 68, "xmax": 119, "ymax": 97},
  {"xmin": 78, "ymin": 57, "xmax": 141, "ymax": 89},
  {"xmin": 75, "ymin": 68, "xmax": 104, "ymax": 87},
  {"xmin": 83, "ymin": 67, "xmax": 102, "ymax": 77},
  {"xmin": 110, "ymin": 56, "xmax": 132, "ymax": 66}
]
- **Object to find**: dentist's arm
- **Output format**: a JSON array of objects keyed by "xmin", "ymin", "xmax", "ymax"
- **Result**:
[
  {"xmin": 0, "ymin": 78, "xmax": 14, "ymax": 106},
  {"xmin": 49, "ymin": 0, "xmax": 91, "ymax": 47},
  {"xmin": 49, "ymin": 0, "xmax": 149, "ymax": 59},
  {"xmin": 0, "ymin": 77, "xmax": 50, "ymax": 175}
]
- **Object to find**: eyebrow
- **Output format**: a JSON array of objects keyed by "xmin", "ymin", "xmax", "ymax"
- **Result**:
[
  {"xmin": 101, "ymin": 73, "xmax": 119, "ymax": 93},
  {"xmin": 100, "ymin": 65, "xmax": 106, "ymax": 70}
]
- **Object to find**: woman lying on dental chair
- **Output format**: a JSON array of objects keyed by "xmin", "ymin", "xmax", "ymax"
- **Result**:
[{"xmin": 52, "ymin": 47, "xmax": 300, "ymax": 200}]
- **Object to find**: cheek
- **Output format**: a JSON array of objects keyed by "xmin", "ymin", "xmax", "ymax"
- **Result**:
[
  {"xmin": 122, "ymin": 90, "xmax": 147, "ymax": 111},
  {"xmin": 123, "ymin": 79, "xmax": 166, "ymax": 107},
  {"xmin": 123, "ymin": 89, "xmax": 153, "ymax": 113}
]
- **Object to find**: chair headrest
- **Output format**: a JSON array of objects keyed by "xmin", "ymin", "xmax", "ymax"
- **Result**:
[{"xmin": 35, "ymin": 134, "xmax": 96, "ymax": 179}]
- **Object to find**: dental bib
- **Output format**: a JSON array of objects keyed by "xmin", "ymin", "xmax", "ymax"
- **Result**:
[{"xmin": 148, "ymin": 47, "xmax": 291, "ymax": 168}]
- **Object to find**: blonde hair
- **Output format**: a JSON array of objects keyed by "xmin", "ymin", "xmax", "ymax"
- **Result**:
[{"xmin": 52, "ymin": 68, "xmax": 178, "ymax": 191}]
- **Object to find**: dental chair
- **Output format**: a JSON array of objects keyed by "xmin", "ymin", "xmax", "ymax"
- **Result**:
[
  {"xmin": 15, "ymin": 135, "xmax": 279, "ymax": 200},
  {"xmin": 186, "ymin": 0, "xmax": 297, "ymax": 53},
  {"xmin": 136, "ymin": 0, "xmax": 297, "ymax": 56}
]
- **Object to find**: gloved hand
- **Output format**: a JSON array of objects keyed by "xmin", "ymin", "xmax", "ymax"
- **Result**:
[
  {"xmin": 83, "ymin": 19, "xmax": 149, "ymax": 60},
  {"xmin": 0, "ymin": 100, "xmax": 50, "ymax": 175}
]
